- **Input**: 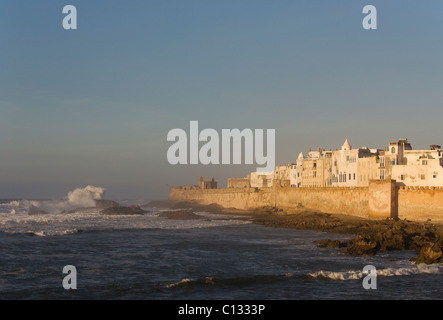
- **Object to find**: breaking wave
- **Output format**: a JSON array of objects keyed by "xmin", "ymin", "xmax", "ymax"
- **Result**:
[
  {"xmin": 306, "ymin": 263, "xmax": 443, "ymax": 280},
  {"xmin": 164, "ymin": 274, "xmax": 293, "ymax": 289},
  {"xmin": 0, "ymin": 195, "xmax": 251, "ymax": 236},
  {"xmin": 6, "ymin": 201, "xmax": 20, "ymax": 207},
  {"xmin": 28, "ymin": 229, "xmax": 79, "ymax": 237},
  {"xmin": 67, "ymin": 185, "xmax": 105, "ymax": 207}
]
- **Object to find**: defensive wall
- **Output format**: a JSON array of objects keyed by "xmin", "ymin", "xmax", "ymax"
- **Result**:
[{"xmin": 169, "ymin": 180, "xmax": 443, "ymax": 222}]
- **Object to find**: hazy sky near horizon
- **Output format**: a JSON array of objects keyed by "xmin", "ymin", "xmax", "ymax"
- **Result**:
[{"xmin": 1, "ymin": 0, "xmax": 443, "ymax": 200}]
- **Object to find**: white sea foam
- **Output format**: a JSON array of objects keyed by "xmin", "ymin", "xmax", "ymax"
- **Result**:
[
  {"xmin": 0, "ymin": 199, "xmax": 251, "ymax": 236},
  {"xmin": 307, "ymin": 264, "xmax": 443, "ymax": 280},
  {"xmin": 164, "ymin": 278, "xmax": 194, "ymax": 288},
  {"xmin": 67, "ymin": 185, "xmax": 105, "ymax": 207},
  {"xmin": 29, "ymin": 229, "xmax": 79, "ymax": 237}
]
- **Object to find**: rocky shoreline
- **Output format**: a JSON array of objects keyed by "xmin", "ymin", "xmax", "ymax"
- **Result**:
[
  {"xmin": 253, "ymin": 209, "xmax": 443, "ymax": 264},
  {"xmin": 148, "ymin": 200, "xmax": 443, "ymax": 264}
]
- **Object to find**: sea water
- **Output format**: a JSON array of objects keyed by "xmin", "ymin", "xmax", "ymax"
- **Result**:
[{"xmin": 0, "ymin": 199, "xmax": 442, "ymax": 300}]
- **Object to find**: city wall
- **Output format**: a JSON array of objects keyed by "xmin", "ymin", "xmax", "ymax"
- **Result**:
[
  {"xmin": 168, "ymin": 187, "xmax": 272, "ymax": 210},
  {"xmin": 273, "ymin": 186, "xmax": 369, "ymax": 218},
  {"xmin": 398, "ymin": 186, "xmax": 443, "ymax": 222},
  {"xmin": 169, "ymin": 180, "xmax": 443, "ymax": 222}
]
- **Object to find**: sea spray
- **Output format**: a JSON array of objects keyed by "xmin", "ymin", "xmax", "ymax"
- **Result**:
[{"xmin": 67, "ymin": 185, "xmax": 105, "ymax": 207}]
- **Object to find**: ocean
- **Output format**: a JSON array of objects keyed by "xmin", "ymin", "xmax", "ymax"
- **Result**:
[{"xmin": 0, "ymin": 198, "xmax": 442, "ymax": 300}]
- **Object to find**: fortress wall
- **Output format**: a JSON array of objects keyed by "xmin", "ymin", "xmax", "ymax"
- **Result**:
[
  {"xmin": 169, "ymin": 186, "xmax": 369, "ymax": 217},
  {"xmin": 168, "ymin": 187, "xmax": 271, "ymax": 210},
  {"xmin": 274, "ymin": 186, "xmax": 369, "ymax": 218},
  {"xmin": 169, "ymin": 183, "xmax": 443, "ymax": 222},
  {"xmin": 398, "ymin": 187, "xmax": 443, "ymax": 222},
  {"xmin": 368, "ymin": 180, "xmax": 397, "ymax": 220}
]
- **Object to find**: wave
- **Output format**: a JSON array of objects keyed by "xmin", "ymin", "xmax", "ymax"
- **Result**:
[
  {"xmin": 164, "ymin": 273, "xmax": 294, "ymax": 289},
  {"xmin": 4, "ymin": 201, "xmax": 20, "ymax": 207},
  {"xmin": 306, "ymin": 263, "xmax": 443, "ymax": 280},
  {"xmin": 27, "ymin": 229, "xmax": 79, "ymax": 237},
  {"xmin": 68, "ymin": 185, "xmax": 105, "ymax": 207}
]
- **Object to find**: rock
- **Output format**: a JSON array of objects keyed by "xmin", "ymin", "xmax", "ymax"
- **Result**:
[
  {"xmin": 142, "ymin": 200, "xmax": 174, "ymax": 208},
  {"xmin": 412, "ymin": 243, "xmax": 443, "ymax": 264},
  {"xmin": 28, "ymin": 207, "xmax": 50, "ymax": 215},
  {"xmin": 314, "ymin": 239, "xmax": 346, "ymax": 249},
  {"xmin": 94, "ymin": 199, "xmax": 119, "ymax": 209},
  {"xmin": 379, "ymin": 232, "xmax": 407, "ymax": 252},
  {"xmin": 342, "ymin": 236, "xmax": 380, "ymax": 256},
  {"xmin": 100, "ymin": 205, "xmax": 147, "ymax": 215}
]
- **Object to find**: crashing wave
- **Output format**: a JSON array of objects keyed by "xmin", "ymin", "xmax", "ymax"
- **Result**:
[
  {"xmin": 67, "ymin": 186, "xmax": 105, "ymax": 207},
  {"xmin": 6, "ymin": 201, "xmax": 20, "ymax": 207},
  {"xmin": 307, "ymin": 264, "xmax": 442, "ymax": 280},
  {"xmin": 28, "ymin": 229, "xmax": 79, "ymax": 237},
  {"xmin": 164, "ymin": 273, "xmax": 294, "ymax": 289}
]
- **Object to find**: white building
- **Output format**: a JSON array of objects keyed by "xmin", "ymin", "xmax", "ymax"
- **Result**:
[
  {"xmin": 290, "ymin": 152, "xmax": 304, "ymax": 187},
  {"xmin": 238, "ymin": 138, "xmax": 443, "ymax": 189},
  {"xmin": 387, "ymin": 140, "xmax": 443, "ymax": 187}
]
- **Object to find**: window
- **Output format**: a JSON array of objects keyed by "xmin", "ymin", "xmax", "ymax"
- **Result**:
[
  {"xmin": 420, "ymin": 174, "xmax": 425, "ymax": 180},
  {"xmin": 313, "ymin": 171, "xmax": 317, "ymax": 178},
  {"xmin": 349, "ymin": 173, "xmax": 351, "ymax": 180},
  {"xmin": 400, "ymin": 175, "xmax": 405, "ymax": 181},
  {"xmin": 346, "ymin": 156, "xmax": 349, "ymax": 161},
  {"xmin": 380, "ymin": 170, "xmax": 385, "ymax": 180},
  {"xmin": 433, "ymin": 174, "xmax": 437, "ymax": 179},
  {"xmin": 422, "ymin": 160, "xmax": 428, "ymax": 165},
  {"xmin": 392, "ymin": 160, "xmax": 396, "ymax": 165},
  {"xmin": 380, "ymin": 157, "xmax": 385, "ymax": 167},
  {"xmin": 391, "ymin": 147, "xmax": 395, "ymax": 153},
  {"xmin": 353, "ymin": 173, "xmax": 356, "ymax": 180}
]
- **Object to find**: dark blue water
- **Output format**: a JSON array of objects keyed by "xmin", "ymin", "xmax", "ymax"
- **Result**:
[{"xmin": 1, "ymin": 223, "xmax": 442, "ymax": 300}]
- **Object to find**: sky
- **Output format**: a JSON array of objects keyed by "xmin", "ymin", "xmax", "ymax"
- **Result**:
[{"xmin": 1, "ymin": 0, "xmax": 443, "ymax": 200}]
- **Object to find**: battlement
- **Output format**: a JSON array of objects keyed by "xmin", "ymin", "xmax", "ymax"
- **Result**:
[{"xmin": 169, "ymin": 179, "xmax": 443, "ymax": 222}]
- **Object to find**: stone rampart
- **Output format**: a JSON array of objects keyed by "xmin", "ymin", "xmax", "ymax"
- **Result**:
[{"xmin": 169, "ymin": 181, "xmax": 443, "ymax": 222}]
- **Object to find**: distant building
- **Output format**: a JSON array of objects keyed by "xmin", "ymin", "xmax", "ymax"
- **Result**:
[
  {"xmin": 330, "ymin": 139, "xmax": 380, "ymax": 187},
  {"xmin": 227, "ymin": 178, "xmax": 250, "ymax": 188},
  {"xmin": 198, "ymin": 176, "xmax": 217, "ymax": 190},
  {"xmin": 289, "ymin": 140, "xmax": 379, "ymax": 188},
  {"xmin": 387, "ymin": 139, "xmax": 443, "ymax": 187},
  {"xmin": 226, "ymin": 138, "xmax": 443, "ymax": 189}
]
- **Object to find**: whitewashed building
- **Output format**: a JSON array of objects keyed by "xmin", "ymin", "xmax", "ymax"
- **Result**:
[
  {"xmin": 233, "ymin": 138, "xmax": 443, "ymax": 189},
  {"xmin": 386, "ymin": 139, "xmax": 443, "ymax": 187}
]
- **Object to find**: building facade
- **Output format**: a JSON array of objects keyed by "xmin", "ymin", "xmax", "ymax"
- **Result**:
[{"xmin": 228, "ymin": 138, "xmax": 443, "ymax": 189}]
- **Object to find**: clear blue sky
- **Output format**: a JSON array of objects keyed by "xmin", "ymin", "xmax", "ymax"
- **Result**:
[{"xmin": 1, "ymin": 0, "xmax": 443, "ymax": 200}]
